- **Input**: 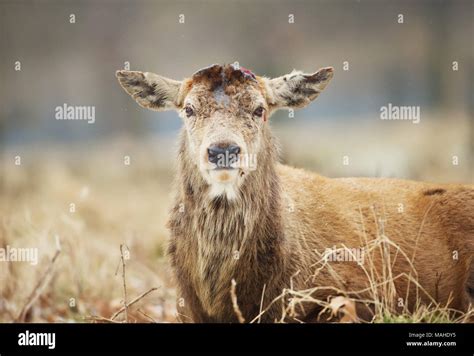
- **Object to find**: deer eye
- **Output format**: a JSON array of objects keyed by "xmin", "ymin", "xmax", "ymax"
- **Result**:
[
  {"xmin": 253, "ymin": 106, "xmax": 264, "ymax": 117},
  {"xmin": 185, "ymin": 106, "xmax": 194, "ymax": 117}
]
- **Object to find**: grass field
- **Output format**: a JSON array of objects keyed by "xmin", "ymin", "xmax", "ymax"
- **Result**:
[{"xmin": 0, "ymin": 115, "xmax": 472, "ymax": 323}]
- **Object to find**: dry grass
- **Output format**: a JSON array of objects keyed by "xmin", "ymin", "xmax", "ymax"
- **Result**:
[
  {"xmin": 0, "ymin": 116, "xmax": 471, "ymax": 323},
  {"xmin": 0, "ymin": 138, "xmax": 177, "ymax": 322}
]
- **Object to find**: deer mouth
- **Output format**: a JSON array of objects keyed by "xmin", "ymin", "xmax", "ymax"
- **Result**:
[
  {"xmin": 207, "ymin": 160, "xmax": 241, "ymax": 172},
  {"xmin": 214, "ymin": 166, "xmax": 238, "ymax": 171},
  {"xmin": 205, "ymin": 167, "xmax": 241, "ymax": 200},
  {"xmin": 209, "ymin": 167, "xmax": 239, "ymax": 183}
]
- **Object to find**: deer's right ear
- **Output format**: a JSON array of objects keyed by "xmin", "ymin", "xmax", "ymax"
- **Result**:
[{"xmin": 116, "ymin": 70, "xmax": 183, "ymax": 111}]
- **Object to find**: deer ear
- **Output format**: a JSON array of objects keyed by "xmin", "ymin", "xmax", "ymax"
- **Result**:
[
  {"xmin": 266, "ymin": 67, "xmax": 334, "ymax": 110},
  {"xmin": 116, "ymin": 70, "xmax": 183, "ymax": 111}
]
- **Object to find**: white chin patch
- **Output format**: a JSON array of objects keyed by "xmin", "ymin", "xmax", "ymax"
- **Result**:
[{"xmin": 208, "ymin": 169, "xmax": 239, "ymax": 200}]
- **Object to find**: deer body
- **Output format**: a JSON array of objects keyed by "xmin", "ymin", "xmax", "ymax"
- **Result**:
[
  {"xmin": 116, "ymin": 64, "xmax": 474, "ymax": 322},
  {"xmin": 168, "ymin": 129, "xmax": 473, "ymax": 322}
]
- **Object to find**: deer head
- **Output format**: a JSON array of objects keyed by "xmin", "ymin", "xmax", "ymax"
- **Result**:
[{"xmin": 116, "ymin": 63, "xmax": 333, "ymax": 200}]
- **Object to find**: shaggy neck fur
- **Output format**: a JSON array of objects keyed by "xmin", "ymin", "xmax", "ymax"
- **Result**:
[{"xmin": 169, "ymin": 126, "xmax": 288, "ymax": 321}]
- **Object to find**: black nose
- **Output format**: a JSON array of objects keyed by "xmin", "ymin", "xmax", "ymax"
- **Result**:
[{"xmin": 207, "ymin": 143, "xmax": 241, "ymax": 168}]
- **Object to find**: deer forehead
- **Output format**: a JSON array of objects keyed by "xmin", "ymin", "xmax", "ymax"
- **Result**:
[{"xmin": 184, "ymin": 64, "xmax": 266, "ymax": 111}]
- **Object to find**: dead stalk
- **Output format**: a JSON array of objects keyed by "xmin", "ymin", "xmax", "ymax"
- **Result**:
[
  {"xmin": 86, "ymin": 315, "xmax": 124, "ymax": 324},
  {"xmin": 117, "ymin": 244, "xmax": 129, "ymax": 322},
  {"xmin": 230, "ymin": 279, "xmax": 245, "ymax": 323},
  {"xmin": 16, "ymin": 236, "xmax": 61, "ymax": 322},
  {"xmin": 137, "ymin": 308, "xmax": 157, "ymax": 323},
  {"xmin": 111, "ymin": 287, "xmax": 159, "ymax": 320}
]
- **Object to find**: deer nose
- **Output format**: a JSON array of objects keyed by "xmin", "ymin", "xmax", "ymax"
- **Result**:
[{"xmin": 207, "ymin": 143, "xmax": 241, "ymax": 168}]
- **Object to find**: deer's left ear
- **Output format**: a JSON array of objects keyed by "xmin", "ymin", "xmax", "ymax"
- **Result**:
[
  {"xmin": 116, "ymin": 70, "xmax": 184, "ymax": 111},
  {"xmin": 264, "ymin": 67, "xmax": 334, "ymax": 110}
]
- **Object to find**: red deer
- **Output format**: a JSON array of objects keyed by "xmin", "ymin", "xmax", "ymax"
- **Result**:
[{"xmin": 116, "ymin": 64, "xmax": 474, "ymax": 322}]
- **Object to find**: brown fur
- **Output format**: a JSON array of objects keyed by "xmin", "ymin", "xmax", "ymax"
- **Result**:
[{"xmin": 116, "ymin": 64, "xmax": 474, "ymax": 323}]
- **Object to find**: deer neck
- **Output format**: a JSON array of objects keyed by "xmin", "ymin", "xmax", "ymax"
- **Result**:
[
  {"xmin": 172, "ymin": 128, "xmax": 286, "ymax": 318},
  {"xmin": 176, "ymin": 128, "xmax": 282, "ymax": 250}
]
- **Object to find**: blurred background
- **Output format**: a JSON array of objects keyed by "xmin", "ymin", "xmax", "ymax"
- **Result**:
[{"xmin": 0, "ymin": 0, "xmax": 472, "ymax": 322}]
